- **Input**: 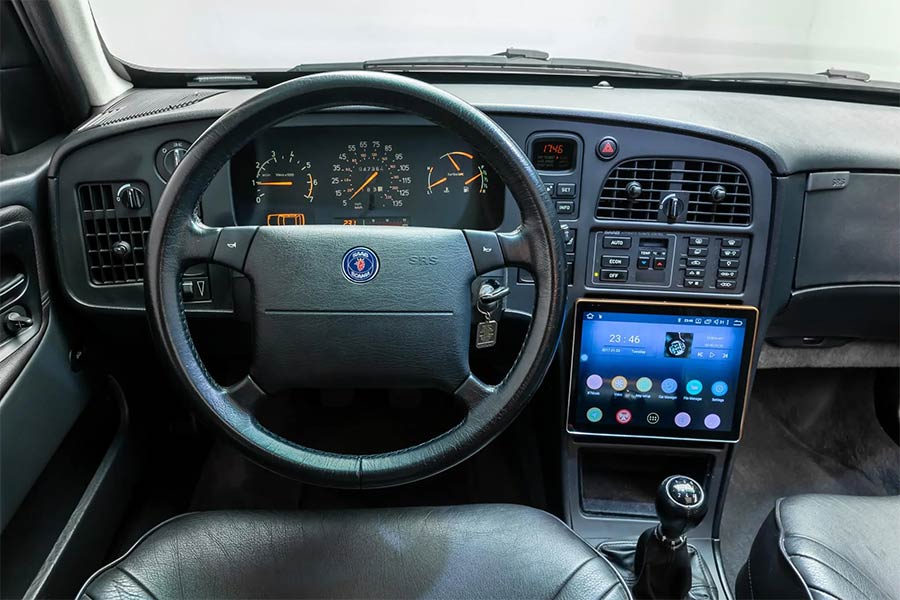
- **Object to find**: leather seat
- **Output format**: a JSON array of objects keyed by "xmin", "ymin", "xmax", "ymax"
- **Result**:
[
  {"xmin": 80, "ymin": 504, "xmax": 630, "ymax": 599},
  {"xmin": 736, "ymin": 494, "xmax": 900, "ymax": 600}
]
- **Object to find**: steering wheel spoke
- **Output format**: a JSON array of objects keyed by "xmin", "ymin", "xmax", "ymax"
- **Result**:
[
  {"xmin": 454, "ymin": 372, "xmax": 496, "ymax": 409},
  {"xmin": 225, "ymin": 374, "xmax": 268, "ymax": 412}
]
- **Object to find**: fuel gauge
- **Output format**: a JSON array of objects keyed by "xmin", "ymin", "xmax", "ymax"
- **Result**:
[{"xmin": 426, "ymin": 151, "xmax": 488, "ymax": 196}]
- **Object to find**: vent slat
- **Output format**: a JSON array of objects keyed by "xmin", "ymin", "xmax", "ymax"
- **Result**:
[
  {"xmin": 596, "ymin": 158, "xmax": 752, "ymax": 225},
  {"xmin": 78, "ymin": 184, "xmax": 151, "ymax": 285}
]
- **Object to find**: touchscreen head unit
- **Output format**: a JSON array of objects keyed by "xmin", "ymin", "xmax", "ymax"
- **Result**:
[{"xmin": 567, "ymin": 300, "xmax": 758, "ymax": 443}]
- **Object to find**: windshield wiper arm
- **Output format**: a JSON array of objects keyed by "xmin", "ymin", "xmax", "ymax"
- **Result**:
[
  {"xmin": 690, "ymin": 69, "xmax": 899, "ymax": 91},
  {"xmin": 290, "ymin": 49, "xmax": 682, "ymax": 79}
]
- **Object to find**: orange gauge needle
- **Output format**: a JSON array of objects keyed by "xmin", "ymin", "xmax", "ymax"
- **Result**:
[
  {"xmin": 350, "ymin": 171, "xmax": 379, "ymax": 200},
  {"xmin": 428, "ymin": 176, "xmax": 448, "ymax": 190},
  {"xmin": 257, "ymin": 181, "xmax": 293, "ymax": 186},
  {"xmin": 447, "ymin": 155, "xmax": 461, "ymax": 171},
  {"xmin": 464, "ymin": 173, "xmax": 482, "ymax": 185}
]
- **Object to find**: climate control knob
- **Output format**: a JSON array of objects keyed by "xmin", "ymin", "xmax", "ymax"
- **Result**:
[{"xmin": 660, "ymin": 193, "xmax": 685, "ymax": 223}]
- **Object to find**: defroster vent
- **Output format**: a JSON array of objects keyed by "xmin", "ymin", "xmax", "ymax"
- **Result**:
[
  {"xmin": 596, "ymin": 159, "xmax": 752, "ymax": 225},
  {"xmin": 79, "ymin": 183, "xmax": 152, "ymax": 285}
]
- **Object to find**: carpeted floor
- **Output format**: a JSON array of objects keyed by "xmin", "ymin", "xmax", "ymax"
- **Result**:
[{"xmin": 719, "ymin": 368, "xmax": 899, "ymax": 588}]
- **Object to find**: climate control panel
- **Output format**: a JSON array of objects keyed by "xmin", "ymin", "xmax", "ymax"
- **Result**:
[{"xmin": 590, "ymin": 230, "xmax": 749, "ymax": 294}]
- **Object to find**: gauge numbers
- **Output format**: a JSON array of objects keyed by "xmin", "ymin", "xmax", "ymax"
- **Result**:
[
  {"xmin": 254, "ymin": 150, "xmax": 316, "ymax": 205},
  {"xmin": 332, "ymin": 141, "xmax": 411, "ymax": 212}
]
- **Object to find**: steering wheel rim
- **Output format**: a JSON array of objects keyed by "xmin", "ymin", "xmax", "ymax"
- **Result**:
[{"xmin": 146, "ymin": 71, "xmax": 567, "ymax": 488}]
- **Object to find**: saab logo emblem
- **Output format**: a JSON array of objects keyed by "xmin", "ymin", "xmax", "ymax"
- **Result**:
[{"xmin": 342, "ymin": 247, "xmax": 379, "ymax": 283}]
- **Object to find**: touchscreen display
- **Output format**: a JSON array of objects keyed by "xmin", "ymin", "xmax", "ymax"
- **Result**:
[{"xmin": 568, "ymin": 301, "xmax": 757, "ymax": 442}]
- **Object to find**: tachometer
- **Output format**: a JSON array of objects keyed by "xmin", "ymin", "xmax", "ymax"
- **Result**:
[
  {"xmin": 332, "ymin": 140, "xmax": 411, "ymax": 212},
  {"xmin": 426, "ymin": 151, "xmax": 489, "ymax": 196},
  {"xmin": 254, "ymin": 150, "xmax": 316, "ymax": 205}
]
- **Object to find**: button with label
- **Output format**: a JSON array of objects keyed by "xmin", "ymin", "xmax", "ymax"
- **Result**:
[
  {"xmin": 688, "ymin": 247, "xmax": 708, "ymax": 257},
  {"xmin": 555, "ymin": 200, "xmax": 575, "ymax": 215},
  {"xmin": 686, "ymin": 269, "xmax": 705, "ymax": 278},
  {"xmin": 637, "ymin": 257, "xmax": 651, "ymax": 270},
  {"xmin": 556, "ymin": 182, "xmax": 577, "ymax": 198},
  {"xmin": 689, "ymin": 236, "xmax": 709, "ymax": 247},
  {"xmin": 720, "ymin": 248, "xmax": 742, "ymax": 259},
  {"xmin": 719, "ymin": 258, "xmax": 740, "ymax": 269},
  {"xmin": 601, "ymin": 255, "xmax": 629, "ymax": 268},
  {"xmin": 601, "ymin": 269, "xmax": 628, "ymax": 281},
  {"xmin": 544, "ymin": 182, "xmax": 555, "ymax": 196},
  {"xmin": 716, "ymin": 280, "xmax": 737, "ymax": 290},
  {"xmin": 638, "ymin": 249, "xmax": 653, "ymax": 258},
  {"xmin": 603, "ymin": 236, "xmax": 632, "ymax": 249},
  {"xmin": 721, "ymin": 238, "xmax": 743, "ymax": 248},
  {"xmin": 717, "ymin": 269, "xmax": 738, "ymax": 280},
  {"xmin": 653, "ymin": 257, "xmax": 667, "ymax": 269},
  {"xmin": 685, "ymin": 279, "xmax": 704, "ymax": 288},
  {"xmin": 596, "ymin": 137, "xmax": 619, "ymax": 160},
  {"xmin": 686, "ymin": 258, "xmax": 707, "ymax": 268}
]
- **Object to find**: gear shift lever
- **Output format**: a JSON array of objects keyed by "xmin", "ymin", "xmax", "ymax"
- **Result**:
[{"xmin": 633, "ymin": 475, "xmax": 708, "ymax": 599}]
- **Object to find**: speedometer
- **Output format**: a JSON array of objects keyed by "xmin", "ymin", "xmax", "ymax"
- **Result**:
[{"xmin": 331, "ymin": 140, "xmax": 411, "ymax": 212}]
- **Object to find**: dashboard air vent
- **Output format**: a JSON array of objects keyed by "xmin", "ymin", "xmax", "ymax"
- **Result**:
[
  {"xmin": 78, "ymin": 183, "xmax": 152, "ymax": 285},
  {"xmin": 596, "ymin": 159, "xmax": 751, "ymax": 225},
  {"xmin": 78, "ymin": 90, "xmax": 223, "ymax": 131}
]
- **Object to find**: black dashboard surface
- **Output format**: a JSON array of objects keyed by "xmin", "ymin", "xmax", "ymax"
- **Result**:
[{"xmin": 46, "ymin": 82, "xmax": 900, "ymax": 346}]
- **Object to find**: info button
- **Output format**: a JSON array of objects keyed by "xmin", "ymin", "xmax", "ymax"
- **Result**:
[{"xmin": 601, "ymin": 255, "xmax": 630, "ymax": 268}]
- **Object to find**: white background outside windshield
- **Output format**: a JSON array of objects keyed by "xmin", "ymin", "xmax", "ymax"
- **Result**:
[{"xmin": 89, "ymin": 0, "xmax": 900, "ymax": 81}]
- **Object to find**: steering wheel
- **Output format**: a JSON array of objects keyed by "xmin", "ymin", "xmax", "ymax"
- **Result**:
[{"xmin": 146, "ymin": 72, "xmax": 567, "ymax": 488}]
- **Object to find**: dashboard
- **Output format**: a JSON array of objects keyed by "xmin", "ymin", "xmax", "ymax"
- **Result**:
[
  {"xmin": 229, "ymin": 126, "xmax": 503, "ymax": 229},
  {"xmin": 46, "ymin": 84, "xmax": 899, "ymax": 352}
]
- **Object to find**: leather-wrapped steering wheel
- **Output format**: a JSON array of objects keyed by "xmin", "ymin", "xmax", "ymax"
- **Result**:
[{"xmin": 146, "ymin": 71, "xmax": 567, "ymax": 488}]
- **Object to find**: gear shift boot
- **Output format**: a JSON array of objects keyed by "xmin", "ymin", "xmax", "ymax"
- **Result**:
[
  {"xmin": 629, "ymin": 475, "xmax": 710, "ymax": 599},
  {"xmin": 597, "ymin": 540, "xmax": 718, "ymax": 600}
]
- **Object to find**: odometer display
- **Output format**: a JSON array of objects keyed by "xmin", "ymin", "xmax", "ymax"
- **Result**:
[{"xmin": 332, "ymin": 140, "xmax": 411, "ymax": 212}]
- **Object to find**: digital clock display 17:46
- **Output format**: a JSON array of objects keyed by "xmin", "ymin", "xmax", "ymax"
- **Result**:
[{"xmin": 530, "ymin": 137, "xmax": 577, "ymax": 171}]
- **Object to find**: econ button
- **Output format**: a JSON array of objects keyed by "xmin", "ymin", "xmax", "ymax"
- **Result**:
[{"xmin": 596, "ymin": 137, "xmax": 619, "ymax": 160}]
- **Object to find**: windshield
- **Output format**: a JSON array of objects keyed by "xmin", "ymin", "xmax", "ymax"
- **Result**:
[{"xmin": 89, "ymin": 0, "xmax": 900, "ymax": 81}]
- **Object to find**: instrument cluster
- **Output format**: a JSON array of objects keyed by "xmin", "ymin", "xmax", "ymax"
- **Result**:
[{"xmin": 230, "ymin": 126, "xmax": 504, "ymax": 229}]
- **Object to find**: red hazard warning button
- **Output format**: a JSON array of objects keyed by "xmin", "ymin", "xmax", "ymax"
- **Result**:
[{"xmin": 596, "ymin": 137, "xmax": 619, "ymax": 160}]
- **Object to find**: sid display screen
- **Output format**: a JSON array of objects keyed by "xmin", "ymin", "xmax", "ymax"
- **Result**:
[{"xmin": 567, "ymin": 301, "xmax": 758, "ymax": 442}]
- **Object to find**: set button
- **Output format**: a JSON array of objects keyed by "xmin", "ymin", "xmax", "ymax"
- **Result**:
[{"xmin": 556, "ymin": 182, "xmax": 577, "ymax": 198}]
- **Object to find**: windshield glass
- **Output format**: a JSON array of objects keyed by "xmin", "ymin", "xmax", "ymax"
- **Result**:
[{"xmin": 89, "ymin": 0, "xmax": 900, "ymax": 81}]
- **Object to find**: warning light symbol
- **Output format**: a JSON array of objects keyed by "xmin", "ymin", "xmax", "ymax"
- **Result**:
[{"xmin": 597, "ymin": 137, "xmax": 618, "ymax": 160}]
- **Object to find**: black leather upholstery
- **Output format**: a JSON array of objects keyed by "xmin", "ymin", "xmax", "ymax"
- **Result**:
[
  {"xmin": 80, "ymin": 505, "xmax": 630, "ymax": 600},
  {"xmin": 736, "ymin": 494, "xmax": 900, "ymax": 600}
]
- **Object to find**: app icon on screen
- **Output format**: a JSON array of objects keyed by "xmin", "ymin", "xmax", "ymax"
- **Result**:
[
  {"xmin": 615, "ymin": 409, "xmax": 632, "ymax": 424},
  {"xmin": 661, "ymin": 378, "xmax": 678, "ymax": 394},
  {"xmin": 611, "ymin": 376, "xmax": 628, "ymax": 391},
  {"xmin": 686, "ymin": 379, "xmax": 703, "ymax": 395},
  {"xmin": 646, "ymin": 412, "xmax": 660, "ymax": 424},
  {"xmin": 704, "ymin": 414, "xmax": 722, "ymax": 429},
  {"xmin": 665, "ymin": 332, "xmax": 693, "ymax": 358},
  {"xmin": 674, "ymin": 412, "xmax": 692, "ymax": 428},
  {"xmin": 636, "ymin": 377, "xmax": 653, "ymax": 393},
  {"xmin": 711, "ymin": 381, "xmax": 729, "ymax": 396},
  {"xmin": 586, "ymin": 407, "xmax": 603, "ymax": 422},
  {"xmin": 586, "ymin": 374, "xmax": 603, "ymax": 390}
]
